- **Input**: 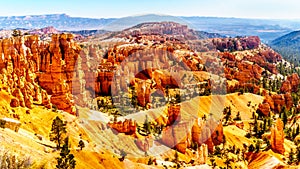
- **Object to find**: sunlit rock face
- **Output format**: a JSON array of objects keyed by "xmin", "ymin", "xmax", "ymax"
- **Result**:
[
  {"xmin": 270, "ymin": 118, "xmax": 285, "ymax": 154},
  {"xmin": 0, "ymin": 34, "xmax": 80, "ymax": 113}
]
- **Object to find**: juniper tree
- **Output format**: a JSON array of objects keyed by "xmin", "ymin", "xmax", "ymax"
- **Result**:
[
  {"xmin": 78, "ymin": 140, "xmax": 85, "ymax": 150},
  {"xmin": 233, "ymin": 112, "xmax": 242, "ymax": 121},
  {"xmin": 280, "ymin": 106, "xmax": 288, "ymax": 127},
  {"xmin": 56, "ymin": 137, "xmax": 76, "ymax": 169},
  {"xmin": 50, "ymin": 116, "xmax": 67, "ymax": 149}
]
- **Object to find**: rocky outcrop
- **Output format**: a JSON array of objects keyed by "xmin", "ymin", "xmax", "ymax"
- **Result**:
[
  {"xmin": 280, "ymin": 73, "xmax": 300, "ymax": 93},
  {"xmin": 50, "ymin": 80, "xmax": 76, "ymax": 115},
  {"xmin": 160, "ymin": 117, "xmax": 223, "ymax": 154},
  {"xmin": 191, "ymin": 118, "xmax": 223, "ymax": 153},
  {"xmin": 270, "ymin": 118, "xmax": 285, "ymax": 154},
  {"xmin": 233, "ymin": 62, "xmax": 264, "ymax": 83},
  {"xmin": 29, "ymin": 26, "xmax": 59, "ymax": 35},
  {"xmin": 260, "ymin": 92, "xmax": 293, "ymax": 114},
  {"xmin": 0, "ymin": 118, "xmax": 21, "ymax": 132},
  {"xmin": 161, "ymin": 121, "xmax": 192, "ymax": 154},
  {"xmin": 196, "ymin": 144, "xmax": 208, "ymax": 164},
  {"xmin": 167, "ymin": 104, "xmax": 181, "ymax": 126},
  {"xmin": 38, "ymin": 34, "xmax": 81, "ymax": 94},
  {"xmin": 0, "ymin": 34, "xmax": 80, "ymax": 114},
  {"xmin": 135, "ymin": 136, "xmax": 153, "ymax": 153},
  {"xmin": 41, "ymin": 89, "xmax": 52, "ymax": 109},
  {"xmin": 257, "ymin": 103, "xmax": 271, "ymax": 116},
  {"xmin": 107, "ymin": 119, "xmax": 137, "ymax": 135},
  {"xmin": 213, "ymin": 36, "xmax": 260, "ymax": 52},
  {"xmin": 10, "ymin": 98, "xmax": 20, "ymax": 107},
  {"xmin": 272, "ymin": 93, "xmax": 293, "ymax": 113},
  {"xmin": 117, "ymin": 22, "xmax": 199, "ymax": 41}
]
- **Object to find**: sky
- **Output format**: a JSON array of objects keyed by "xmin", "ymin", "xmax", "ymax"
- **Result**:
[{"xmin": 1, "ymin": 0, "xmax": 300, "ymax": 19}]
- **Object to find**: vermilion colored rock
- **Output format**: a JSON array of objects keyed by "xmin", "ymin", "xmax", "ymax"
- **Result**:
[
  {"xmin": 0, "ymin": 34, "xmax": 79, "ymax": 114},
  {"xmin": 270, "ymin": 118, "xmax": 285, "ymax": 154},
  {"xmin": 107, "ymin": 119, "xmax": 137, "ymax": 135},
  {"xmin": 280, "ymin": 73, "xmax": 299, "ymax": 93},
  {"xmin": 257, "ymin": 103, "xmax": 271, "ymax": 116},
  {"xmin": 191, "ymin": 118, "xmax": 223, "ymax": 153}
]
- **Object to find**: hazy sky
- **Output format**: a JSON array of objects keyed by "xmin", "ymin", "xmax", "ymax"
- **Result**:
[{"xmin": 1, "ymin": 0, "xmax": 300, "ymax": 19}]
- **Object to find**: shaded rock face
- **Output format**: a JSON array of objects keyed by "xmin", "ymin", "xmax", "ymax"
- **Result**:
[
  {"xmin": 272, "ymin": 93, "xmax": 293, "ymax": 113},
  {"xmin": 257, "ymin": 103, "xmax": 271, "ymax": 116},
  {"xmin": 221, "ymin": 47, "xmax": 282, "ymax": 94},
  {"xmin": 233, "ymin": 62, "xmax": 264, "ymax": 83},
  {"xmin": 160, "ymin": 117, "xmax": 223, "ymax": 154},
  {"xmin": 260, "ymin": 92, "xmax": 293, "ymax": 114},
  {"xmin": 50, "ymin": 81, "xmax": 76, "ymax": 115},
  {"xmin": 161, "ymin": 121, "xmax": 192, "ymax": 154},
  {"xmin": 212, "ymin": 36, "xmax": 260, "ymax": 52},
  {"xmin": 10, "ymin": 98, "xmax": 20, "ymax": 107},
  {"xmin": 167, "ymin": 104, "xmax": 181, "ymax": 126},
  {"xmin": 135, "ymin": 136, "xmax": 153, "ymax": 153},
  {"xmin": 0, "ymin": 34, "xmax": 80, "ymax": 113},
  {"xmin": 280, "ymin": 73, "xmax": 300, "ymax": 93},
  {"xmin": 191, "ymin": 118, "xmax": 223, "ymax": 153},
  {"xmin": 270, "ymin": 118, "xmax": 285, "ymax": 154}
]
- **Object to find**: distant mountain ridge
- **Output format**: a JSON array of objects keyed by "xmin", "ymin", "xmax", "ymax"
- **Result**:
[
  {"xmin": 1, "ymin": 13, "xmax": 300, "ymax": 41},
  {"xmin": 116, "ymin": 21, "xmax": 224, "ymax": 40},
  {"xmin": 271, "ymin": 30, "xmax": 300, "ymax": 46},
  {"xmin": 270, "ymin": 30, "xmax": 300, "ymax": 59},
  {"xmin": 0, "ymin": 14, "xmax": 115, "ymax": 30}
]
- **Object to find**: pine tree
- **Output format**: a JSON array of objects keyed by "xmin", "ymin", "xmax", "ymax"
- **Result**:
[
  {"xmin": 253, "ymin": 114, "xmax": 258, "ymax": 136},
  {"xmin": 224, "ymin": 153, "xmax": 231, "ymax": 169},
  {"xmin": 165, "ymin": 85, "xmax": 170, "ymax": 102},
  {"xmin": 56, "ymin": 137, "xmax": 76, "ymax": 169},
  {"xmin": 174, "ymin": 150, "xmax": 179, "ymax": 163},
  {"xmin": 255, "ymin": 140, "xmax": 261, "ymax": 153},
  {"xmin": 233, "ymin": 112, "xmax": 242, "ymax": 121},
  {"xmin": 296, "ymin": 145, "xmax": 300, "ymax": 164},
  {"xmin": 143, "ymin": 115, "xmax": 151, "ymax": 135},
  {"xmin": 78, "ymin": 140, "xmax": 85, "ymax": 150},
  {"xmin": 12, "ymin": 29, "xmax": 21, "ymax": 37},
  {"xmin": 50, "ymin": 117, "xmax": 67, "ymax": 149},
  {"xmin": 248, "ymin": 144, "xmax": 255, "ymax": 152},
  {"xmin": 281, "ymin": 106, "xmax": 288, "ymax": 127},
  {"xmin": 288, "ymin": 149, "xmax": 295, "ymax": 165},
  {"xmin": 119, "ymin": 149, "xmax": 127, "ymax": 161},
  {"xmin": 263, "ymin": 118, "xmax": 267, "ymax": 132}
]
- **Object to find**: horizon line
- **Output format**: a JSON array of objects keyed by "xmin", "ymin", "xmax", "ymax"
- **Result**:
[{"xmin": 0, "ymin": 13, "xmax": 300, "ymax": 21}]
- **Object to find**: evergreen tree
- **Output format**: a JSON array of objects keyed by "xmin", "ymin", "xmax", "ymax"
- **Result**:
[
  {"xmin": 263, "ymin": 118, "xmax": 267, "ymax": 132},
  {"xmin": 78, "ymin": 140, "xmax": 85, "ymax": 150},
  {"xmin": 233, "ymin": 112, "xmax": 242, "ymax": 121},
  {"xmin": 288, "ymin": 149, "xmax": 295, "ymax": 165},
  {"xmin": 130, "ymin": 85, "xmax": 138, "ymax": 108},
  {"xmin": 248, "ymin": 144, "xmax": 255, "ymax": 152},
  {"xmin": 12, "ymin": 29, "xmax": 21, "ymax": 37},
  {"xmin": 138, "ymin": 115, "xmax": 151, "ymax": 136},
  {"xmin": 56, "ymin": 137, "xmax": 76, "ymax": 169},
  {"xmin": 253, "ymin": 114, "xmax": 258, "ymax": 136},
  {"xmin": 119, "ymin": 149, "xmax": 127, "ymax": 161},
  {"xmin": 255, "ymin": 140, "xmax": 261, "ymax": 153},
  {"xmin": 174, "ymin": 150, "xmax": 179, "ymax": 163},
  {"xmin": 50, "ymin": 116, "xmax": 67, "ymax": 149},
  {"xmin": 165, "ymin": 85, "xmax": 170, "ymax": 102},
  {"xmin": 281, "ymin": 106, "xmax": 288, "ymax": 127}
]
